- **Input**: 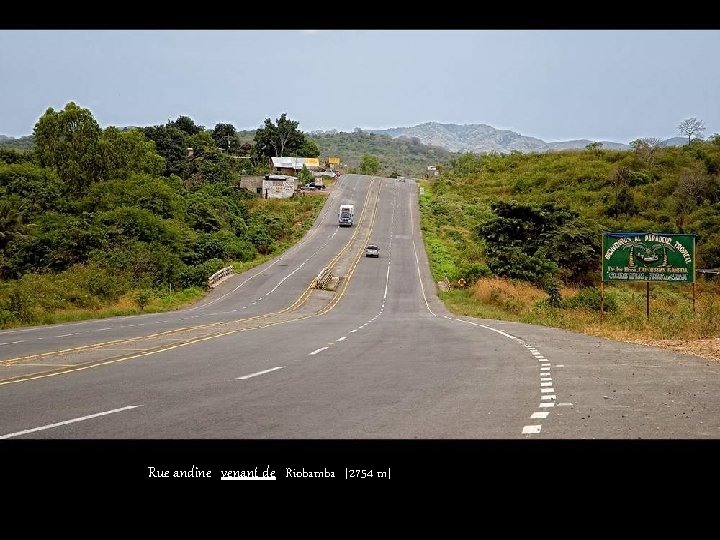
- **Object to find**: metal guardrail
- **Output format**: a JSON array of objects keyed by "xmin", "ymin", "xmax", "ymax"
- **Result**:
[
  {"xmin": 207, "ymin": 266, "xmax": 234, "ymax": 289},
  {"xmin": 314, "ymin": 267, "xmax": 333, "ymax": 290}
]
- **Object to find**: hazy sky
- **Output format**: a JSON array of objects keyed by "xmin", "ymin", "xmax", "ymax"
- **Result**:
[{"xmin": 1, "ymin": 30, "xmax": 718, "ymax": 142}]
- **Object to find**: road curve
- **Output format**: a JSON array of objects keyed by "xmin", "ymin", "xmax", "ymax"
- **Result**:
[{"xmin": 2, "ymin": 174, "xmax": 720, "ymax": 443}]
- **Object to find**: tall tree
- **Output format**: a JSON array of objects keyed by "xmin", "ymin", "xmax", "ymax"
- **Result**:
[
  {"xmin": 300, "ymin": 138, "xmax": 320, "ymax": 158},
  {"xmin": 212, "ymin": 123, "xmax": 240, "ymax": 153},
  {"xmin": 33, "ymin": 102, "xmax": 103, "ymax": 196},
  {"xmin": 143, "ymin": 124, "xmax": 190, "ymax": 177},
  {"xmin": 169, "ymin": 116, "xmax": 204, "ymax": 136},
  {"xmin": 359, "ymin": 153, "xmax": 380, "ymax": 175},
  {"xmin": 678, "ymin": 117, "xmax": 706, "ymax": 144},
  {"xmin": 253, "ymin": 113, "xmax": 306, "ymax": 159}
]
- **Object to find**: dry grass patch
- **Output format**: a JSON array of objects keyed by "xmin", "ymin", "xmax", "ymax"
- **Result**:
[{"xmin": 471, "ymin": 277, "xmax": 546, "ymax": 314}]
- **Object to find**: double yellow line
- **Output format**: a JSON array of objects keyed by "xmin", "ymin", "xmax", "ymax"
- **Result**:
[{"xmin": 0, "ymin": 179, "xmax": 384, "ymax": 385}]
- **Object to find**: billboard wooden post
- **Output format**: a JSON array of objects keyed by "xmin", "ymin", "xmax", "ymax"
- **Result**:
[
  {"xmin": 600, "ymin": 234, "xmax": 604, "ymax": 323},
  {"xmin": 646, "ymin": 282, "xmax": 650, "ymax": 319}
]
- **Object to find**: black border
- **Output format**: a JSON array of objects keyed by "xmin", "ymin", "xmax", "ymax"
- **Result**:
[
  {"xmin": 2, "ymin": 8, "xmax": 718, "ymax": 30},
  {"xmin": 2, "ymin": 439, "xmax": 719, "ymax": 486}
]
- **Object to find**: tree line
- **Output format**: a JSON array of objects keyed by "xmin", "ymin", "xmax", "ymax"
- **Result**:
[
  {"xmin": 0, "ymin": 103, "xmax": 323, "ymax": 327},
  {"xmin": 421, "ymin": 125, "xmax": 720, "ymax": 298}
]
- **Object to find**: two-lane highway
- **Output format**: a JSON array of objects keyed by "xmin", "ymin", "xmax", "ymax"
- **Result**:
[{"xmin": 2, "ymin": 174, "xmax": 720, "ymax": 441}]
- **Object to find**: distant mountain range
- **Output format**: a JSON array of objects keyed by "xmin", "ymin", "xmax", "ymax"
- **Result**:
[
  {"xmin": 365, "ymin": 122, "xmax": 686, "ymax": 154},
  {"xmin": 3, "ymin": 124, "xmax": 689, "ymax": 156}
]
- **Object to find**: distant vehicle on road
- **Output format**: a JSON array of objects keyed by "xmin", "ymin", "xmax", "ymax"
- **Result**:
[
  {"xmin": 365, "ymin": 244, "xmax": 379, "ymax": 258},
  {"xmin": 339, "ymin": 204, "xmax": 354, "ymax": 227}
]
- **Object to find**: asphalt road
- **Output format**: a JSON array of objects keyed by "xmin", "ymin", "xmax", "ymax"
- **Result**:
[{"xmin": 2, "ymin": 173, "xmax": 720, "ymax": 444}]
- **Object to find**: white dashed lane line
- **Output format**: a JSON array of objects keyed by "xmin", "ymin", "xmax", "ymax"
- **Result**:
[
  {"xmin": 448, "ymin": 317, "xmax": 563, "ymax": 436},
  {"xmin": 236, "ymin": 367, "xmax": 283, "ymax": 380}
]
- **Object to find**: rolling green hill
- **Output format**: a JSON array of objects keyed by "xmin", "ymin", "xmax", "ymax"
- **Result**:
[
  {"xmin": 420, "ymin": 139, "xmax": 720, "ymax": 341},
  {"xmin": 309, "ymin": 129, "xmax": 454, "ymax": 177}
]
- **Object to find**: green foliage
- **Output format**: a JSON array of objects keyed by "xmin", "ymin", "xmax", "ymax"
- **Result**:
[
  {"xmin": 0, "ymin": 162, "xmax": 65, "ymax": 218},
  {"xmin": 2, "ymin": 212, "xmax": 109, "ymax": 277},
  {"xmin": 33, "ymin": 101, "xmax": 103, "ymax": 196},
  {"xmin": 0, "ymin": 147, "xmax": 35, "ymax": 164},
  {"xmin": 100, "ymin": 240, "xmax": 186, "ymax": 287},
  {"xmin": 248, "ymin": 226, "xmax": 274, "ymax": 255},
  {"xmin": 359, "ymin": 153, "xmax": 380, "ymax": 175},
  {"xmin": 99, "ymin": 127, "xmax": 165, "ymax": 180},
  {"xmin": 134, "ymin": 288, "xmax": 153, "ymax": 310},
  {"xmin": 182, "ymin": 146, "xmax": 234, "ymax": 189},
  {"xmin": 311, "ymin": 129, "xmax": 453, "ymax": 178},
  {"xmin": 0, "ymin": 198, "xmax": 28, "ymax": 251},
  {"xmin": 81, "ymin": 174, "xmax": 184, "ymax": 218},
  {"xmin": 458, "ymin": 262, "xmax": 491, "ymax": 284},
  {"xmin": 178, "ymin": 258, "xmax": 225, "ymax": 288},
  {"xmin": 476, "ymin": 200, "xmax": 583, "ymax": 285},
  {"xmin": 97, "ymin": 207, "xmax": 181, "ymax": 244},
  {"xmin": 0, "ymin": 106, "xmax": 330, "ymax": 328},
  {"xmin": 212, "ymin": 123, "xmax": 241, "ymax": 154},
  {"xmin": 0, "ymin": 136, "xmax": 35, "ymax": 152},
  {"xmin": 253, "ymin": 113, "xmax": 307, "ymax": 160},
  {"xmin": 298, "ymin": 165, "xmax": 314, "ymax": 185},
  {"xmin": 301, "ymin": 138, "xmax": 320, "ymax": 158},
  {"xmin": 422, "ymin": 138, "xmax": 720, "ymax": 307},
  {"xmin": 143, "ymin": 121, "xmax": 191, "ymax": 177},
  {"xmin": 169, "ymin": 116, "xmax": 205, "ymax": 136},
  {"xmin": 564, "ymin": 287, "xmax": 618, "ymax": 312}
]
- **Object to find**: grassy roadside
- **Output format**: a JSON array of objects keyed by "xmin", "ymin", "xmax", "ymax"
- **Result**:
[
  {"xmin": 418, "ymin": 177, "xmax": 720, "ymax": 360},
  {"xmin": 0, "ymin": 195, "xmax": 326, "ymax": 330},
  {"xmin": 439, "ymin": 278, "xmax": 720, "ymax": 341}
]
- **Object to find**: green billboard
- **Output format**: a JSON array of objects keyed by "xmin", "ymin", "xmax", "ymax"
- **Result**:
[{"xmin": 602, "ymin": 232, "xmax": 695, "ymax": 283}]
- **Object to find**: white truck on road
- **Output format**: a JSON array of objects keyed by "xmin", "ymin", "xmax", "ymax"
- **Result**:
[{"xmin": 338, "ymin": 204, "xmax": 354, "ymax": 227}]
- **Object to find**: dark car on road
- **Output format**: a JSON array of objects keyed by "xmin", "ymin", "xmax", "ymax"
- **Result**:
[{"xmin": 365, "ymin": 244, "xmax": 379, "ymax": 258}]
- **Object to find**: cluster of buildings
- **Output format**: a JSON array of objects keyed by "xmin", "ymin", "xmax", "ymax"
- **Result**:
[{"xmin": 238, "ymin": 157, "xmax": 340, "ymax": 199}]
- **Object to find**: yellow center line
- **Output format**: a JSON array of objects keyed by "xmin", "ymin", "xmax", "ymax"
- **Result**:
[{"xmin": 0, "ymin": 177, "xmax": 385, "ymax": 386}]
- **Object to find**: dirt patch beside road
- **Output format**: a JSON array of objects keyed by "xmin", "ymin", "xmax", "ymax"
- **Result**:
[{"xmin": 626, "ymin": 338, "xmax": 720, "ymax": 363}]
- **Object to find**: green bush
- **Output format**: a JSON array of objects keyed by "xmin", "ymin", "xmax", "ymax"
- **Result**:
[
  {"xmin": 178, "ymin": 258, "xmax": 225, "ymax": 288},
  {"xmin": 564, "ymin": 287, "xmax": 618, "ymax": 312}
]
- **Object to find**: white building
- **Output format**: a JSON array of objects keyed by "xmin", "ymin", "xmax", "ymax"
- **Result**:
[{"xmin": 262, "ymin": 174, "xmax": 297, "ymax": 199}]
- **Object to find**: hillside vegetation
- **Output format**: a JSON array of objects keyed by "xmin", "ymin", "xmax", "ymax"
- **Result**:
[
  {"xmin": 0, "ymin": 104, "xmax": 324, "ymax": 328},
  {"xmin": 420, "ymin": 139, "xmax": 720, "ymax": 343},
  {"xmin": 310, "ymin": 129, "xmax": 453, "ymax": 177}
]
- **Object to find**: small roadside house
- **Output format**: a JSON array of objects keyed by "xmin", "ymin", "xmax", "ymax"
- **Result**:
[{"xmin": 263, "ymin": 174, "xmax": 297, "ymax": 199}]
